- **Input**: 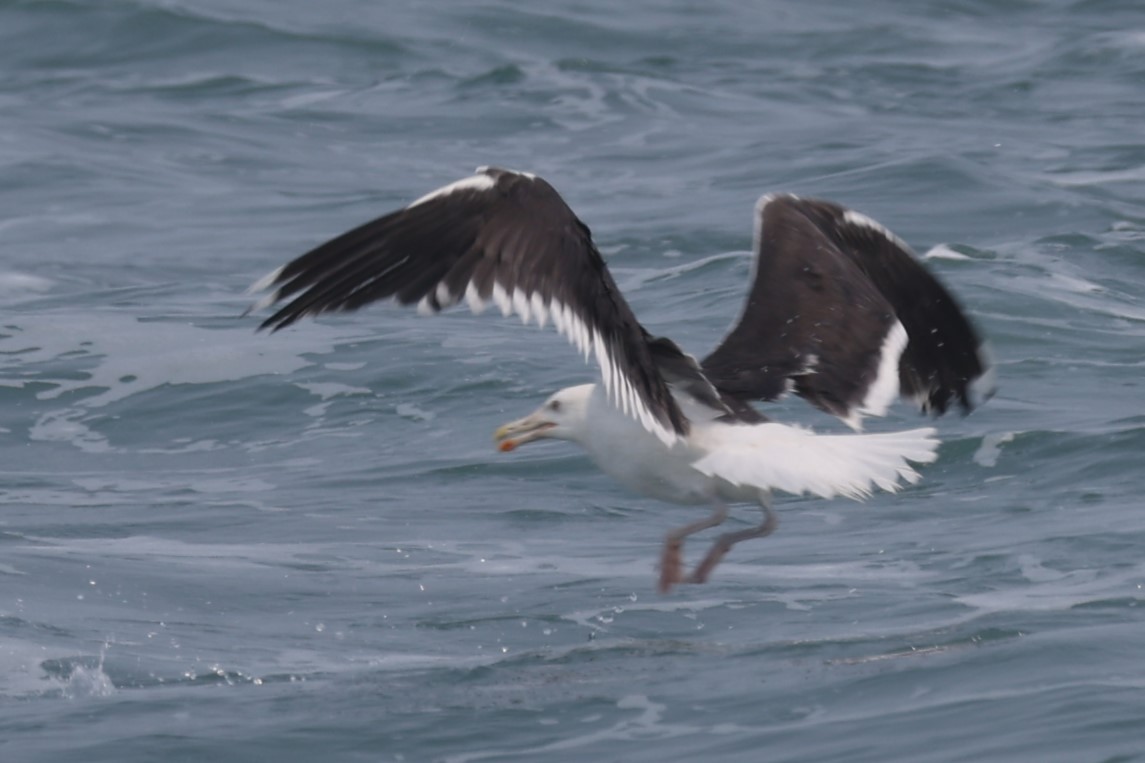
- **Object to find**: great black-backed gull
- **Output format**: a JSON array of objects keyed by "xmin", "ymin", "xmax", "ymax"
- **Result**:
[{"xmin": 249, "ymin": 166, "xmax": 993, "ymax": 591}]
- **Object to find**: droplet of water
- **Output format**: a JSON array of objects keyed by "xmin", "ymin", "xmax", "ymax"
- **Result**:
[{"xmin": 61, "ymin": 664, "xmax": 116, "ymax": 699}]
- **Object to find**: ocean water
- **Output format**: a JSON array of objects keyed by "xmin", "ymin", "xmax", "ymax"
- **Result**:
[{"xmin": 2, "ymin": 0, "xmax": 1144, "ymax": 760}]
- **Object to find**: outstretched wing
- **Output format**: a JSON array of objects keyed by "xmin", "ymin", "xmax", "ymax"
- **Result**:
[
  {"xmin": 789, "ymin": 198, "xmax": 994, "ymax": 415},
  {"xmin": 248, "ymin": 167, "xmax": 689, "ymax": 444},
  {"xmin": 702, "ymin": 194, "xmax": 993, "ymax": 428}
]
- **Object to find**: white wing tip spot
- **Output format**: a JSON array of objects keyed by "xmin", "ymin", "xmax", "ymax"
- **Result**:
[
  {"xmin": 511, "ymin": 289, "xmax": 532, "ymax": 325},
  {"xmin": 842, "ymin": 209, "xmax": 912, "ymax": 251},
  {"xmin": 474, "ymin": 165, "xmax": 537, "ymax": 180},
  {"xmin": 435, "ymin": 282, "xmax": 454, "ymax": 307},
  {"xmin": 247, "ymin": 288, "xmax": 280, "ymax": 315},
  {"xmin": 465, "ymin": 282, "xmax": 486, "ymax": 315},
  {"xmin": 490, "ymin": 281, "xmax": 513, "ymax": 317},
  {"xmin": 531, "ymin": 292, "xmax": 548, "ymax": 328},
  {"xmin": 859, "ymin": 320, "xmax": 907, "ymax": 418},
  {"xmin": 407, "ymin": 173, "xmax": 497, "ymax": 209},
  {"xmin": 755, "ymin": 192, "xmax": 799, "ymax": 215},
  {"xmin": 247, "ymin": 265, "xmax": 284, "ymax": 296}
]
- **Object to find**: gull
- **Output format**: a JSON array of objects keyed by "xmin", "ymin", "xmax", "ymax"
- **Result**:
[{"xmin": 249, "ymin": 167, "xmax": 993, "ymax": 591}]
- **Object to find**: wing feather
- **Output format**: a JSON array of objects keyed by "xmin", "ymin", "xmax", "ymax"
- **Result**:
[
  {"xmin": 250, "ymin": 167, "xmax": 690, "ymax": 443},
  {"xmin": 703, "ymin": 194, "xmax": 992, "ymax": 426}
]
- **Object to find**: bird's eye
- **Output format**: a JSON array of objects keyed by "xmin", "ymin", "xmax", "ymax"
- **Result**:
[{"xmin": 548, "ymin": 400, "xmax": 561, "ymax": 412}]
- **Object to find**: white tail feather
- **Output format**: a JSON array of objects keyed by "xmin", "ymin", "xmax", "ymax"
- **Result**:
[{"xmin": 691, "ymin": 424, "xmax": 939, "ymax": 500}]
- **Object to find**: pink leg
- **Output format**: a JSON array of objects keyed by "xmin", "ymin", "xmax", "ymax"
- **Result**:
[
  {"xmin": 686, "ymin": 498, "xmax": 778, "ymax": 585},
  {"xmin": 658, "ymin": 503, "xmax": 728, "ymax": 593}
]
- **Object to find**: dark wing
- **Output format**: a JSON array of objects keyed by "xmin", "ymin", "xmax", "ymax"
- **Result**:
[
  {"xmin": 790, "ymin": 198, "xmax": 994, "ymax": 415},
  {"xmin": 248, "ymin": 167, "xmax": 689, "ymax": 444},
  {"xmin": 702, "ymin": 194, "xmax": 993, "ymax": 427}
]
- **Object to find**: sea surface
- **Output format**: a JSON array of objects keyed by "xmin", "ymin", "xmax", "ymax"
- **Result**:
[{"xmin": 2, "ymin": 1, "xmax": 1144, "ymax": 761}]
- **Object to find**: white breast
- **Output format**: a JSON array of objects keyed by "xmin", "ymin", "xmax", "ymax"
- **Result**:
[
  {"xmin": 573, "ymin": 385, "xmax": 936, "ymax": 507},
  {"xmin": 577, "ymin": 386, "xmax": 733, "ymax": 505}
]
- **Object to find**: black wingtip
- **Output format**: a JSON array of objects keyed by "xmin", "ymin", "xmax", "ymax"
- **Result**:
[{"xmin": 257, "ymin": 309, "xmax": 297, "ymax": 334}]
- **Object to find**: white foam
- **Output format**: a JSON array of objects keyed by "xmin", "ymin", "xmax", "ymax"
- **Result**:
[
  {"xmin": 922, "ymin": 244, "xmax": 972, "ymax": 261},
  {"xmin": 0, "ymin": 271, "xmax": 53, "ymax": 295},
  {"xmin": 973, "ymin": 431, "xmax": 1014, "ymax": 467},
  {"xmin": 968, "ymin": 343, "xmax": 998, "ymax": 408},
  {"xmin": 1, "ymin": 312, "xmax": 345, "ymax": 453},
  {"xmin": 395, "ymin": 402, "xmax": 435, "ymax": 422},
  {"xmin": 294, "ymin": 381, "xmax": 372, "ymax": 401},
  {"xmin": 957, "ymin": 561, "xmax": 1145, "ymax": 614},
  {"xmin": 0, "ymin": 639, "xmax": 106, "ymax": 699}
]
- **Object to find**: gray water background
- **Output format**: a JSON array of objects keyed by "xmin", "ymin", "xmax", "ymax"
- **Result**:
[{"xmin": 2, "ymin": 1, "xmax": 1144, "ymax": 761}]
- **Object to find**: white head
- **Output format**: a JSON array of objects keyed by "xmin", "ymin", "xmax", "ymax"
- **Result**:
[{"xmin": 493, "ymin": 384, "xmax": 595, "ymax": 452}]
